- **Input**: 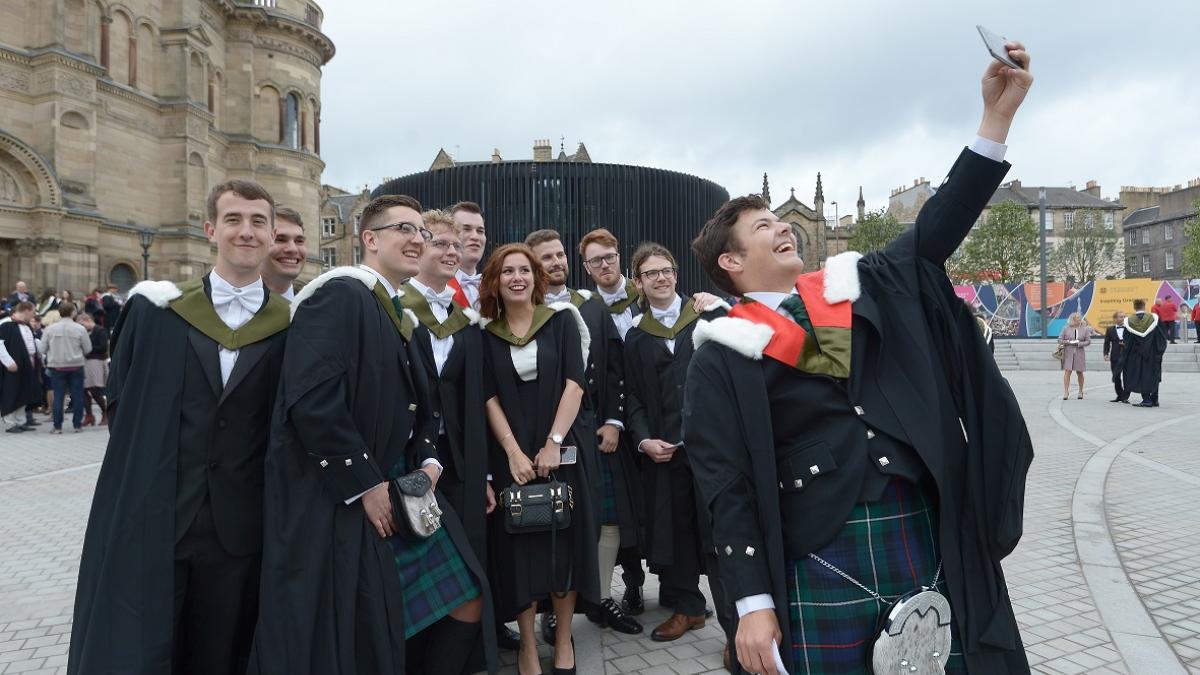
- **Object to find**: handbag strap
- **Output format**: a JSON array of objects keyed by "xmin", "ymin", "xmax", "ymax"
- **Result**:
[{"xmin": 548, "ymin": 471, "xmax": 570, "ymax": 599}]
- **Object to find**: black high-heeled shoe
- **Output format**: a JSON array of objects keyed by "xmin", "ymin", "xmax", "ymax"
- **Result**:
[
  {"xmin": 551, "ymin": 637, "xmax": 575, "ymax": 675},
  {"xmin": 518, "ymin": 643, "xmax": 543, "ymax": 675}
]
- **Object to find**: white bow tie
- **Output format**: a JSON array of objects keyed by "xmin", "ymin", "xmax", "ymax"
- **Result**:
[
  {"xmin": 424, "ymin": 288, "xmax": 457, "ymax": 310},
  {"xmin": 211, "ymin": 282, "xmax": 263, "ymax": 314},
  {"xmin": 545, "ymin": 289, "xmax": 572, "ymax": 304},
  {"xmin": 652, "ymin": 308, "xmax": 679, "ymax": 324},
  {"xmin": 601, "ymin": 287, "xmax": 628, "ymax": 305},
  {"xmin": 458, "ymin": 273, "xmax": 482, "ymax": 289}
]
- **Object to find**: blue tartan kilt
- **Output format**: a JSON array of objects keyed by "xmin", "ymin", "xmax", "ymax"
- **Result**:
[
  {"xmin": 784, "ymin": 478, "xmax": 965, "ymax": 674},
  {"xmin": 386, "ymin": 526, "xmax": 480, "ymax": 639}
]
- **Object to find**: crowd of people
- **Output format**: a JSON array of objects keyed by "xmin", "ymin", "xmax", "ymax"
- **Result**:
[{"xmin": 0, "ymin": 40, "xmax": 1063, "ymax": 675}]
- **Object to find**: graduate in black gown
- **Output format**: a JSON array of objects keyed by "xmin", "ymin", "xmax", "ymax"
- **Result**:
[
  {"xmin": 250, "ymin": 195, "xmax": 495, "ymax": 675},
  {"xmin": 480, "ymin": 243, "xmax": 600, "ymax": 675},
  {"xmin": 622, "ymin": 242, "xmax": 732, "ymax": 644},
  {"xmin": 1121, "ymin": 299, "xmax": 1168, "ymax": 407},
  {"xmin": 69, "ymin": 181, "xmax": 290, "ymax": 674},
  {"xmin": 684, "ymin": 44, "xmax": 1035, "ymax": 675}
]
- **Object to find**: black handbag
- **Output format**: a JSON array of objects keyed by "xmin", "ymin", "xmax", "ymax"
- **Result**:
[
  {"xmin": 390, "ymin": 469, "xmax": 443, "ymax": 539},
  {"xmin": 500, "ymin": 478, "xmax": 573, "ymax": 534}
]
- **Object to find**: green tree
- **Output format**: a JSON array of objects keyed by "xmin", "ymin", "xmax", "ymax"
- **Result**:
[
  {"xmin": 1181, "ymin": 199, "xmax": 1200, "ymax": 278},
  {"xmin": 956, "ymin": 199, "xmax": 1040, "ymax": 283},
  {"xmin": 1050, "ymin": 208, "xmax": 1123, "ymax": 282},
  {"xmin": 848, "ymin": 209, "xmax": 904, "ymax": 254}
]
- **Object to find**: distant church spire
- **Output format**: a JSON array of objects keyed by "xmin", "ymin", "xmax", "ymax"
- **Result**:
[
  {"xmin": 762, "ymin": 173, "xmax": 771, "ymax": 207},
  {"xmin": 815, "ymin": 172, "xmax": 824, "ymax": 203},
  {"xmin": 857, "ymin": 185, "xmax": 866, "ymax": 221}
]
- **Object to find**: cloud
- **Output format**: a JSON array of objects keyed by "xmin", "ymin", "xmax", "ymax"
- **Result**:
[{"xmin": 316, "ymin": 0, "xmax": 1200, "ymax": 221}]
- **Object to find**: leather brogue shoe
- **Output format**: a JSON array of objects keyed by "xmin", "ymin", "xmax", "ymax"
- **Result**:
[
  {"xmin": 600, "ymin": 598, "xmax": 643, "ymax": 634},
  {"xmin": 651, "ymin": 613, "xmax": 705, "ymax": 642},
  {"xmin": 541, "ymin": 611, "xmax": 558, "ymax": 644}
]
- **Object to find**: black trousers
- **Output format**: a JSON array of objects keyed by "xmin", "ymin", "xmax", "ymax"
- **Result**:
[
  {"xmin": 173, "ymin": 499, "xmax": 260, "ymax": 675},
  {"xmin": 704, "ymin": 553, "xmax": 736, "ymax": 645},
  {"xmin": 658, "ymin": 458, "xmax": 706, "ymax": 616},
  {"xmin": 1110, "ymin": 359, "xmax": 1126, "ymax": 400}
]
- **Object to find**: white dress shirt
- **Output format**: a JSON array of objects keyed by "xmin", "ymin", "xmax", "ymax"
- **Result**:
[
  {"xmin": 599, "ymin": 278, "xmax": 636, "ymax": 341},
  {"xmin": 650, "ymin": 294, "xmax": 683, "ymax": 354},
  {"xmin": 281, "ymin": 285, "xmax": 296, "ymax": 302},
  {"xmin": 208, "ymin": 271, "xmax": 262, "ymax": 386},
  {"xmin": 732, "ymin": 137, "xmax": 1008, "ymax": 621},
  {"xmin": 407, "ymin": 278, "xmax": 456, "ymax": 375},
  {"xmin": 544, "ymin": 287, "xmax": 572, "ymax": 305},
  {"xmin": 455, "ymin": 268, "xmax": 482, "ymax": 310}
]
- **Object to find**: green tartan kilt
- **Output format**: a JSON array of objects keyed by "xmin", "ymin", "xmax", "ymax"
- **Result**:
[
  {"xmin": 386, "ymin": 526, "xmax": 480, "ymax": 639},
  {"xmin": 784, "ymin": 478, "xmax": 965, "ymax": 674}
]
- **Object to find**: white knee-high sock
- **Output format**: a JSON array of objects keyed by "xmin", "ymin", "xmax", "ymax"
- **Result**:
[{"xmin": 597, "ymin": 524, "xmax": 621, "ymax": 600}]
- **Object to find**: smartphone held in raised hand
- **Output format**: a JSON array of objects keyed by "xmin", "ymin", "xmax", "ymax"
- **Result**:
[{"xmin": 977, "ymin": 24, "xmax": 1021, "ymax": 69}]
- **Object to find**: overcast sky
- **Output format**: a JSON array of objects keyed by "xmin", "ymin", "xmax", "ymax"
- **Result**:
[{"xmin": 317, "ymin": 0, "xmax": 1200, "ymax": 221}]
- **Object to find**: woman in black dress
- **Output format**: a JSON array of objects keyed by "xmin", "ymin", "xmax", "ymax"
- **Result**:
[{"xmin": 480, "ymin": 244, "xmax": 599, "ymax": 675}]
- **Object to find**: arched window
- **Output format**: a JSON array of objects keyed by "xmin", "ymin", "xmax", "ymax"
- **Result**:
[
  {"xmin": 137, "ymin": 23, "xmax": 156, "ymax": 93},
  {"xmin": 283, "ymin": 93, "xmax": 300, "ymax": 149},
  {"xmin": 110, "ymin": 263, "xmax": 137, "ymax": 291},
  {"xmin": 110, "ymin": 11, "xmax": 132, "ymax": 85},
  {"xmin": 256, "ymin": 85, "xmax": 280, "ymax": 143}
]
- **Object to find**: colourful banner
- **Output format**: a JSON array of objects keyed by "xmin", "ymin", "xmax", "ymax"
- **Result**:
[{"xmin": 959, "ymin": 278, "xmax": 1196, "ymax": 338}]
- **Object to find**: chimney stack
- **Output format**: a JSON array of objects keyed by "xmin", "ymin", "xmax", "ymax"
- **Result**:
[
  {"xmin": 1083, "ymin": 180, "xmax": 1101, "ymax": 197},
  {"xmin": 491, "ymin": 148, "xmax": 502, "ymax": 163},
  {"xmin": 532, "ymin": 139, "xmax": 552, "ymax": 162}
]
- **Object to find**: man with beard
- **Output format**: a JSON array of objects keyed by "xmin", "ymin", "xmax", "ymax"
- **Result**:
[
  {"xmin": 1122, "ymin": 299, "xmax": 1168, "ymax": 407},
  {"xmin": 449, "ymin": 201, "xmax": 487, "ymax": 309},
  {"xmin": 262, "ymin": 206, "xmax": 308, "ymax": 301},
  {"xmin": 69, "ymin": 181, "xmax": 291, "ymax": 674},
  {"xmin": 526, "ymin": 229, "xmax": 644, "ymax": 637},
  {"xmin": 251, "ymin": 194, "xmax": 495, "ymax": 675},
  {"xmin": 685, "ymin": 42, "xmax": 1034, "ymax": 674}
]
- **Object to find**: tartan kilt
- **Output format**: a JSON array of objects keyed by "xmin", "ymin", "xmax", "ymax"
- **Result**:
[
  {"xmin": 386, "ymin": 526, "xmax": 480, "ymax": 639},
  {"xmin": 599, "ymin": 456, "xmax": 619, "ymax": 524},
  {"xmin": 784, "ymin": 478, "xmax": 964, "ymax": 674}
]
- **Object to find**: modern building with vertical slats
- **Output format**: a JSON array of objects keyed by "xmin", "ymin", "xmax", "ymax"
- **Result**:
[{"xmin": 372, "ymin": 140, "xmax": 729, "ymax": 293}]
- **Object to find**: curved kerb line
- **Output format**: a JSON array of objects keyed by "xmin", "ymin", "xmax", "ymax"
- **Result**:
[{"xmin": 1048, "ymin": 390, "xmax": 1194, "ymax": 674}]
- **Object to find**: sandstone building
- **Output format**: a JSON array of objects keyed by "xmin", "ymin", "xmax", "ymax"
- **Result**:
[
  {"xmin": 0, "ymin": 0, "xmax": 333, "ymax": 296},
  {"xmin": 1121, "ymin": 179, "xmax": 1199, "ymax": 279}
]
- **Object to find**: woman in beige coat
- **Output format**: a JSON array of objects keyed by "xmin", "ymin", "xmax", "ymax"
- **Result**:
[{"xmin": 1059, "ymin": 312, "xmax": 1092, "ymax": 399}]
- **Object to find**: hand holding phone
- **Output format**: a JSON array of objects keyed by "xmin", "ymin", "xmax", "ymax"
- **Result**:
[{"xmin": 977, "ymin": 25, "xmax": 1021, "ymax": 69}]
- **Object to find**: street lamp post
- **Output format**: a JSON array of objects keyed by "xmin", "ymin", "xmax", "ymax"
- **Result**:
[
  {"xmin": 138, "ymin": 227, "xmax": 155, "ymax": 280},
  {"xmin": 831, "ymin": 201, "xmax": 839, "ymax": 255},
  {"xmin": 1038, "ymin": 189, "xmax": 1048, "ymax": 338}
]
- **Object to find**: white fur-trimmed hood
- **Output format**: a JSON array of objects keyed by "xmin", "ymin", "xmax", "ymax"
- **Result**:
[
  {"xmin": 462, "ymin": 307, "xmax": 481, "ymax": 326},
  {"xmin": 692, "ymin": 316, "xmax": 774, "ymax": 360},
  {"xmin": 576, "ymin": 289, "xmax": 593, "ymax": 301},
  {"xmin": 291, "ymin": 266, "xmax": 381, "ymax": 319},
  {"xmin": 822, "ymin": 251, "xmax": 863, "ymax": 304},
  {"xmin": 633, "ymin": 297, "xmax": 732, "ymax": 328},
  {"xmin": 1123, "ymin": 312, "xmax": 1160, "ymax": 338},
  {"xmin": 128, "ymin": 280, "xmax": 182, "ymax": 308}
]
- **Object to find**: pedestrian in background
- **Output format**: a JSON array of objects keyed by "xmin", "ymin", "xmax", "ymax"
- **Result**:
[
  {"xmin": 1103, "ymin": 311, "xmax": 1128, "ymax": 403},
  {"xmin": 1058, "ymin": 312, "xmax": 1091, "ymax": 400},
  {"xmin": 38, "ymin": 302, "xmax": 91, "ymax": 432},
  {"xmin": 75, "ymin": 312, "xmax": 109, "ymax": 426}
]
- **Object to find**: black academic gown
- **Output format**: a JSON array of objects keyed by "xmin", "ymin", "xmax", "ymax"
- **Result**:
[
  {"xmin": 408, "ymin": 302, "xmax": 490, "ymax": 563},
  {"xmin": 624, "ymin": 299, "xmax": 725, "ymax": 571},
  {"xmin": 0, "ymin": 320, "xmax": 41, "ymax": 415},
  {"xmin": 685, "ymin": 148, "xmax": 1032, "ymax": 675},
  {"xmin": 1121, "ymin": 313, "xmax": 1167, "ymax": 395},
  {"xmin": 68, "ymin": 280, "xmax": 289, "ymax": 674},
  {"xmin": 250, "ymin": 270, "xmax": 497, "ymax": 674}
]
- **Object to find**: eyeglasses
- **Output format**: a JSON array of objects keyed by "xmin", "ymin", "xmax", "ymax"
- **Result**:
[
  {"xmin": 584, "ymin": 253, "xmax": 619, "ymax": 268},
  {"xmin": 368, "ymin": 221, "xmax": 432, "ymax": 242},
  {"xmin": 428, "ymin": 238, "xmax": 465, "ymax": 252},
  {"xmin": 637, "ymin": 267, "xmax": 677, "ymax": 282}
]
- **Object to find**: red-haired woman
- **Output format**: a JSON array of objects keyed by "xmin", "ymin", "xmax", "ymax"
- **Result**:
[{"xmin": 479, "ymin": 243, "xmax": 599, "ymax": 675}]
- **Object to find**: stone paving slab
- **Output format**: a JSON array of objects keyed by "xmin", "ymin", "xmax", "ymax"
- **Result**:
[{"xmin": 1, "ymin": 372, "xmax": 1199, "ymax": 674}]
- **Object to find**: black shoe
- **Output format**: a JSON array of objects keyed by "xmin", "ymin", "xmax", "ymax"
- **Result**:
[
  {"xmin": 600, "ymin": 598, "xmax": 643, "ymax": 634},
  {"xmin": 1120, "ymin": 399, "xmax": 1131, "ymax": 404},
  {"xmin": 621, "ymin": 586, "xmax": 644, "ymax": 616},
  {"xmin": 1135, "ymin": 401, "xmax": 1154, "ymax": 407},
  {"xmin": 584, "ymin": 602, "xmax": 606, "ymax": 627},
  {"xmin": 23, "ymin": 420, "xmax": 40, "ymax": 427},
  {"xmin": 1109, "ymin": 397, "xmax": 1123, "ymax": 403},
  {"xmin": 551, "ymin": 637, "xmax": 576, "ymax": 675},
  {"xmin": 541, "ymin": 612, "xmax": 557, "ymax": 644},
  {"xmin": 5, "ymin": 425, "xmax": 24, "ymax": 433},
  {"xmin": 497, "ymin": 624, "xmax": 521, "ymax": 651},
  {"xmin": 1151, "ymin": 402, "xmax": 1160, "ymax": 407}
]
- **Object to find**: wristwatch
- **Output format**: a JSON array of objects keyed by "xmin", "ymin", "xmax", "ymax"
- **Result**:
[{"xmin": 547, "ymin": 432, "xmax": 564, "ymax": 445}]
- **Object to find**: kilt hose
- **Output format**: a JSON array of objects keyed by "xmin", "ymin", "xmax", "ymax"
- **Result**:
[
  {"xmin": 387, "ymin": 527, "xmax": 480, "ymax": 639},
  {"xmin": 783, "ymin": 478, "xmax": 964, "ymax": 674}
]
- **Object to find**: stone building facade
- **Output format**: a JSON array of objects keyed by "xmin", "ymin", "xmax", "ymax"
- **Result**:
[
  {"xmin": 1122, "ymin": 179, "xmax": 1199, "ymax": 279},
  {"xmin": 0, "ymin": 0, "xmax": 333, "ymax": 296},
  {"xmin": 766, "ymin": 174, "xmax": 865, "ymax": 270},
  {"xmin": 318, "ymin": 183, "xmax": 369, "ymax": 271}
]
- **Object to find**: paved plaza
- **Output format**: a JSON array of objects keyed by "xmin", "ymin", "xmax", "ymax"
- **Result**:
[{"xmin": 1, "ymin": 369, "xmax": 1198, "ymax": 674}]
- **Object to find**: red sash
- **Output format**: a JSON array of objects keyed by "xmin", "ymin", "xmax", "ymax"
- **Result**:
[
  {"xmin": 447, "ymin": 277, "xmax": 470, "ymax": 308},
  {"xmin": 728, "ymin": 271, "xmax": 852, "ymax": 371}
]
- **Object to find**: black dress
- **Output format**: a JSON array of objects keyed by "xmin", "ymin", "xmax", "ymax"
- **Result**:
[{"xmin": 483, "ymin": 306, "xmax": 601, "ymax": 619}]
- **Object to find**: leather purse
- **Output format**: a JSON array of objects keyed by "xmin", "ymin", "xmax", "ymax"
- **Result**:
[
  {"xmin": 391, "ymin": 469, "xmax": 443, "ymax": 539},
  {"xmin": 500, "ymin": 478, "xmax": 573, "ymax": 534},
  {"xmin": 1052, "ymin": 344, "xmax": 1065, "ymax": 361}
]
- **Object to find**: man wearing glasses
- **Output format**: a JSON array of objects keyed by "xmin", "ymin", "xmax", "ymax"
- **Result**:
[
  {"xmin": 623, "ymin": 242, "xmax": 734, "ymax": 647},
  {"xmin": 252, "ymin": 195, "xmax": 495, "ymax": 674}
]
